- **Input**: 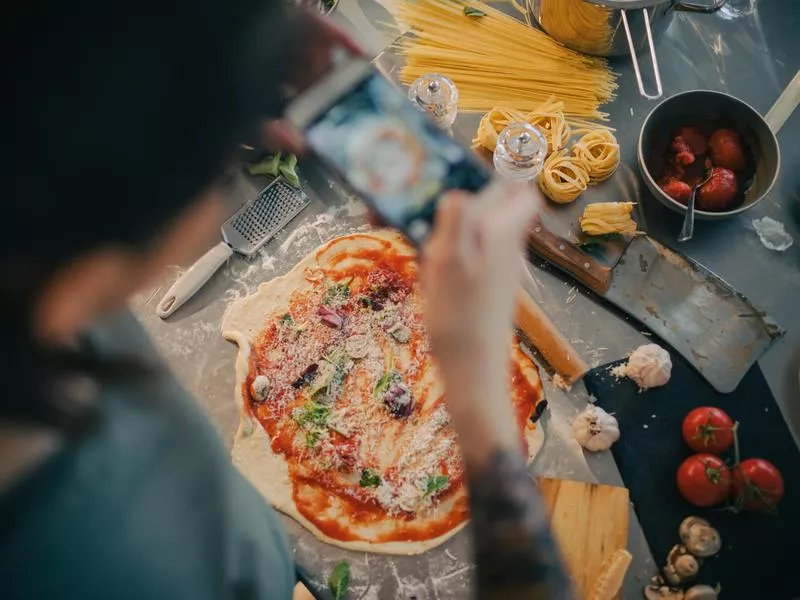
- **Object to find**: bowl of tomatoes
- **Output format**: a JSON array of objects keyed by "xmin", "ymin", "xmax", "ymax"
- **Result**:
[{"xmin": 638, "ymin": 90, "xmax": 780, "ymax": 220}]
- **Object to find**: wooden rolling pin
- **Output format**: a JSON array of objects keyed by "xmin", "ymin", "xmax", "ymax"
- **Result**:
[{"xmin": 515, "ymin": 286, "xmax": 588, "ymax": 386}]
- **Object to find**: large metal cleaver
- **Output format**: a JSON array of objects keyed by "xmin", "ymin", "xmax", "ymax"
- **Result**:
[{"xmin": 527, "ymin": 216, "xmax": 785, "ymax": 393}]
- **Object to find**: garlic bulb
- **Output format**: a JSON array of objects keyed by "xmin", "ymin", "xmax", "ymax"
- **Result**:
[
  {"xmin": 572, "ymin": 405, "xmax": 620, "ymax": 451},
  {"xmin": 621, "ymin": 343, "xmax": 672, "ymax": 390}
]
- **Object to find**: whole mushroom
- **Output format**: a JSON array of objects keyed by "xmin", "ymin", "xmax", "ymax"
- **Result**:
[
  {"xmin": 644, "ymin": 584, "xmax": 684, "ymax": 600},
  {"xmin": 663, "ymin": 545, "xmax": 700, "ymax": 586},
  {"xmin": 684, "ymin": 584, "xmax": 720, "ymax": 600},
  {"xmin": 679, "ymin": 517, "xmax": 722, "ymax": 558}
]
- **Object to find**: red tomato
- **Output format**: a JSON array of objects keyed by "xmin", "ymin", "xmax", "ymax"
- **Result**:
[
  {"xmin": 697, "ymin": 167, "xmax": 738, "ymax": 211},
  {"xmin": 709, "ymin": 128, "xmax": 747, "ymax": 171},
  {"xmin": 660, "ymin": 179, "xmax": 692, "ymax": 205},
  {"xmin": 732, "ymin": 458, "xmax": 784, "ymax": 512},
  {"xmin": 682, "ymin": 407, "xmax": 735, "ymax": 454},
  {"xmin": 676, "ymin": 126, "xmax": 708, "ymax": 155},
  {"xmin": 677, "ymin": 453, "xmax": 731, "ymax": 507}
]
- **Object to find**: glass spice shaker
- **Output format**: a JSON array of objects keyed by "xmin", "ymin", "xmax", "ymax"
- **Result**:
[
  {"xmin": 408, "ymin": 73, "xmax": 459, "ymax": 129},
  {"xmin": 493, "ymin": 122, "xmax": 548, "ymax": 181}
]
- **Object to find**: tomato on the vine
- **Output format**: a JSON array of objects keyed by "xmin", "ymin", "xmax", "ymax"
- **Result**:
[
  {"xmin": 682, "ymin": 407, "xmax": 735, "ymax": 454},
  {"xmin": 731, "ymin": 458, "xmax": 784, "ymax": 512},
  {"xmin": 677, "ymin": 453, "xmax": 731, "ymax": 507}
]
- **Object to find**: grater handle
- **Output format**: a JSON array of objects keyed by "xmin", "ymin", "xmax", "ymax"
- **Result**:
[{"xmin": 157, "ymin": 242, "xmax": 233, "ymax": 319}]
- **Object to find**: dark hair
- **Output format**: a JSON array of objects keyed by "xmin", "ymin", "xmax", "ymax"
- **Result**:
[{"xmin": 1, "ymin": 0, "xmax": 294, "ymax": 430}]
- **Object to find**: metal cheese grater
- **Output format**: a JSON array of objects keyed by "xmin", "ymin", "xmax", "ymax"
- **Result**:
[
  {"xmin": 157, "ymin": 177, "xmax": 309, "ymax": 318},
  {"xmin": 224, "ymin": 178, "xmax": 310, "ymax": 257}
]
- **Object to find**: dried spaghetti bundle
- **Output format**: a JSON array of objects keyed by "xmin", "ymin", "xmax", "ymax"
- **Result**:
[{"xmin": 392, "ymin": 0, "xmax": 617, "ymax": 118}]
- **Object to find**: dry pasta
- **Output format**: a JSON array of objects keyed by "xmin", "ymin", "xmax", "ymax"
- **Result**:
[
  {"xmin": 391, "ymin": 0, "xmax": 617, "ymax": 118},
  {"xmin": 472, "ymin": 96, "xmax": 606, "ymax": 153},
  {"xmin": 538, "ymin": 151, "xmax": 590, "ymax": 204},
  {"xmin": 526, "ymin": 97, "xmax": 571, "ymax": 154},
  {"xmin": 572, "ymin": 129, "xmax": 620, "ymax": 183},
  {"xmin": 474, "ymin": 107, "xmax": 528, "ymax": 152},
  {"xmin": 534, "ymin": 0, "xmax": 614, "ymax": 56}
]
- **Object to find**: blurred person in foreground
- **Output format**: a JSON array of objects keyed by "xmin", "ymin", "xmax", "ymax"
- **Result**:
[{"xmin": 0, "ymin": 2, "xmax": 573, "ymax": 599}]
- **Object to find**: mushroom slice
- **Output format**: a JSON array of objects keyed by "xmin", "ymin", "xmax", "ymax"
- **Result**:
[
  {"xmin": 684, "ymin": 584, "xmax": 720, "ymax": 600},
  {"xmin": 679, "ymin": 517, "xmax": 722, "ymax": 558},
  {"xmin": 387, "ymin": 322, "xmax": 411, "ymax": 344},
  {"xmin": 345, "ymin": 333, "xmax": 371, "ymax": 359}
]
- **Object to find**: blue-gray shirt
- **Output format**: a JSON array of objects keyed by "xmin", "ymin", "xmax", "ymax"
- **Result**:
[{"xmin": 0, "ymin": 312, "xmax": 295, "ymax": 599}]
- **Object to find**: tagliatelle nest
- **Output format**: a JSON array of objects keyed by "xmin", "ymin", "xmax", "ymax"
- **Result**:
[{"xmin": 537, "ymin": 151, "xmax": 590, "ymax": 204}]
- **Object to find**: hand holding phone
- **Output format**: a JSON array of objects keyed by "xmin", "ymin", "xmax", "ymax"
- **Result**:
[{"xmin": 287, "ymin": 56, "xmax": 490, "ymax": 244}]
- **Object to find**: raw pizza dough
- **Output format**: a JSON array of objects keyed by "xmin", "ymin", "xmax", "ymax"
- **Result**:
[{"xmin": 222, "ymin": 230, "xmax": 544, "ymax": 554}]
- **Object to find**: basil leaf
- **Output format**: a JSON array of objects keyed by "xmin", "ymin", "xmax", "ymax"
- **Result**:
[
  {"xmin": 305, "ymin": 429, "xmax": 321, "ymax": 448},
  {"xmin": 328, "ymin": 561, "xmax": 350, "ymax": 600},
  {"xmin": 374, "ymin": 372, "xmax": 393, "ymax": 398},
  {"xmin": 578, "ymin": 232, "xmax": 622, "ymax": 250},
  {"xmin": 463, "ymin": 6, "xmax": 486, "ymax": 17},
  {"xmin": 247, "ymin": 153, "xmax": 281, "ymax": 177},
  {"xmin": 424, "ymin": 474, "xmax": 449, "ymax": 498},
  {"xmin": 280, "ymin": 313, "xmax": 293, "ymax": 325},
  {"xmin": 359, "ymin": 469, "xmax": 381, "ymax": 488},
  {"xmin": 294, "ymin": 401, "xmax": 331, "ymax": 428}
]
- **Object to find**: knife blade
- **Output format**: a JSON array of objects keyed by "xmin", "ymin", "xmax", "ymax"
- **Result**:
[{"xmin": 527, "ymin": 216, "xmax": 785, "ymax": 393}]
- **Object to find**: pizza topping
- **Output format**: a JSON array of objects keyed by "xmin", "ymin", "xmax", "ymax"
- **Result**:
[
  {"xmin": 250, "ymin": 375, "xmax": 271, "ymax": 402},
  {"xmin": 293, "ymin": 401, "xmax": 331, "ymax": 428},
  {"xmin": 291, "ymin": 363, "xmax": 319, "ymax": 389},
  {"xmin": 380, "ymin": 311, "xmax": 401, "ymax": 331},
  {"xmin": 304, "ymin": 348, "xmax": 352, "ymax": 404},
  {"xmin": 317, "ymin": 304, "xmax": 344, "ymax": 329},
  {"xmin": 358, "ymin": 296, "xmax": 384, "ymax": 311},
  {"xmin": 305, "ymin": 429, "xmax": 325, "ymax": 448},
  {"xmin": 322, "ymin": 281, "xmax": 351, "ymax": 308},
  {"xmin": 327, "ymin": 408, "xmax": 355, "ymax": 437},
  {"xmin": 279, "ymin": 313, "xmax": 308, "ymax": 338},
  {"xmin": 293, "ymin": 400, "xmax": 331, "ymax": 449},
  {"xmin": 423, "ymin": 473, "xmax": 449, "ymax": 499},
  {"xmin": 396, "ymin": 472, "xmax": 430, "ymax": 512},
  {"xmin": 376, "ymin": 371, "xmax": 413, "ymax": 418},
  {"xmin": 304, "ymin": 266, "xmax": 325, "ymax": 282},
  {"xmin": 387, "ymin": 322, "xmax": 411, "ymax": 344},
  {"xmin": 359, "ymin": 468, "xmax": 382, "ymax": 487},
  {"xmin": 345, "ymin": 333, "xmax": 370, "ymax": 359}
]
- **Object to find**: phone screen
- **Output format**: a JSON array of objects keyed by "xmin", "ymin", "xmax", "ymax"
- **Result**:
[{"xmin": 305, "ymin": 71, "xmax": 490, "ymax": 242}]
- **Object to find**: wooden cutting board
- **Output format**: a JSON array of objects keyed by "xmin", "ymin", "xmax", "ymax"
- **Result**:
[
  {"xmin": 294, "ymin": 478, "xmax": 630, "ymax": 600},
  {"xmin": 537, "ymin": 478, "xmax": 630, "ymax": 600}
]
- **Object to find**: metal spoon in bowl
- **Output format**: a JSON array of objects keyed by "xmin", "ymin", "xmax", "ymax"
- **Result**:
[{"xmin": 678, "ymin": 162, "xmax": 713, "ymax": 242}]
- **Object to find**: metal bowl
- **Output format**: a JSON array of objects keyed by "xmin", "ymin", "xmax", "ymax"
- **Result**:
[{"xmin": 637, "ymin": 90, "xmax": 780, "ymax": 220}]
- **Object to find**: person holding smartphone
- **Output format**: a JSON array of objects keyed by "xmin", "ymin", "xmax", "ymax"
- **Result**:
[{"xmin": 1, "ymin": 2, "xmax": 573, "ymax": 599}]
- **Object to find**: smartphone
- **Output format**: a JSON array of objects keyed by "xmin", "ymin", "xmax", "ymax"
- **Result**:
[{"xmin": 286, "ymin": 55, "xmax": 491, "ymax": 244}]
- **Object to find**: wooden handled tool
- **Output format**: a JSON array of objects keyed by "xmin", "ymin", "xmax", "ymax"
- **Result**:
[
  {"xmin": 765, "ymin": 69, "xmax": 800, "ymax": 134},
  {"xmin": 515, "ymin": 283, "xmax": 589, "ymax": 386}
]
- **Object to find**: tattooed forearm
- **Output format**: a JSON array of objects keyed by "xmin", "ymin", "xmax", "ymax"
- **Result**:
[{"xmin": 467, "ymin": 449, "xmax": 576, "ymax": 600}]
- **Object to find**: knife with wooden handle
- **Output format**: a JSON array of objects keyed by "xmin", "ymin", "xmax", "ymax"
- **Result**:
[{"xmin": 527, "ymin": 215, "xmax": 613, "ymax": 295}]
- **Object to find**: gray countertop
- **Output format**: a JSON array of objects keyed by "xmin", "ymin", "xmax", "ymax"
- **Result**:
[{"xmin": 131, "ymin": 1, "xmax": 799, "ymax": 597}]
